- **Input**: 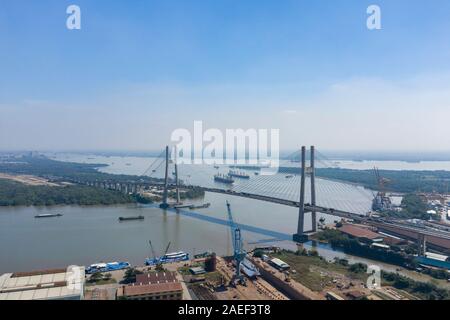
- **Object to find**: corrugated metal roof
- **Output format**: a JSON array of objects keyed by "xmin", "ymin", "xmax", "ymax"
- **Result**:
[
  {"xmin": 0, "ymin": 267, "xmax": 84, "ymax": 300},
  {"xmin": 339, "ymin": 224, "xmax": 383, "ymax": 240},
  {"xmin": 123, "ymin": 282, "xmax": 183, "ymax": 296}
]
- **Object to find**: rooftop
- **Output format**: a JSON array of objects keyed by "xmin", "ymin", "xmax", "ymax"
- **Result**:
[
  {"xmin": 121, "ymin": 282, "xmax": 183, "ymax": 297},
  {"xmin": 135, "ymin": 271, "xmax": 178, "ymax": 285},
  {"xmin": 0, "ymin": 267, "xmax": 84, "ymax": 300},
  {"xmin": 339, "ymin": 224, "xmax": 383, "ymax": 240}
]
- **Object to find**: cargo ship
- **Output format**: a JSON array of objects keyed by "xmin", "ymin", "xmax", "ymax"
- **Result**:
[
  {"xmin": 118, "ymin": 216, "xmax": 144, "ymax": 221},
  {"xmin": 214, "ymin": 173, "xmax": 235, "ymax": 184},
  {"xmin": 86, "ymin": 261, "xmax": 131, "ymax": 274},
  {"xmin": 228, "ymin": 170, "xmax": 250, "ymax": 179},
  {"xmin": 145, "ymin": 251, "xmax": 190, "ymax": 266},
  {"xmin": 34, "ymin": 213, "xmax": 63, "ymax": 218}
]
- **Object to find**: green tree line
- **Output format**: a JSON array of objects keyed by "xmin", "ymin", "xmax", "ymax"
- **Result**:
[{"xmin": 0, "ymin": 179, "xmax": 134, "ymax": 206}]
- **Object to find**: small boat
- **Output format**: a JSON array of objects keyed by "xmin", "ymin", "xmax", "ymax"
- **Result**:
[
  {"xmin": 34, "ymin": 213, "xmax": 63, "ymax": 218},
  {"xmin": 86, "ymin": 261, "xmax": 131, "ymax": 274},
  {"xmin": 125, "ymin": 163, "xmax": 132, "ymax": 166},
  {"xmin": 214, "ymin": 166, "xmax": 220, "ymax": 169},
  {"xmin": 285, "ymin": 175, "xmax": 294, "ymax": 179},
  {"xmin": 118, "ymin": 216, "xmax": 144, "ymax": 221}
]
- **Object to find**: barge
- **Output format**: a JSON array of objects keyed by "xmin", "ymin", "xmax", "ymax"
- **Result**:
[
  {"xmin": 118, "ymin": 216, "xmax": 144, "ymax": 221},
  {"xmin": 34, "ymin": 213, "xmax": 63, "ymax": 218}
]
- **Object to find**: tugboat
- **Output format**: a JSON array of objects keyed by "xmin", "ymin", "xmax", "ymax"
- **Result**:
[
  {"xmin": 214, "ymin": 173, "xmax": 235, "ymax": 184},
  {"xmin": 228, "ymin": 170, "xmax": 250, "ymax": 179}
]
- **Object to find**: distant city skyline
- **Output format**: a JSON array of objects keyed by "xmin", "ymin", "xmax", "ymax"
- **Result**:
[{"xmin": 1, "ymin": 1, "xmax": 450, "ymax": 151}]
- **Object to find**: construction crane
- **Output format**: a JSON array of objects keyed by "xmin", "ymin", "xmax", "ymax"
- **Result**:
[
  {"xmin": 148, "ymin": 240, "xmax": 171, "ymax": 270},
  {"xmin": 164, "ymin": 241, "xmax": 171, "ymax": 257},
  {"xmin": 149, "ymin": 240, "xmax": 157, "ymax": 261},
  {"xmin": 226, "ymin": 201, "xmax": 246, "ymax": 286},
  {"xmin": 372, "ymin": 167, "xmax": 392, "ymax": 212}
]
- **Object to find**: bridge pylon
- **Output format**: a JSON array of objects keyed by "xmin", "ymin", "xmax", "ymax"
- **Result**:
[
  {"xmin": 159, "ymin": 145, "xmax": 170, "ymax": 209},
  {"xmin": 293, "ymin": 145, "xmax": 317, "ymax": 243}
]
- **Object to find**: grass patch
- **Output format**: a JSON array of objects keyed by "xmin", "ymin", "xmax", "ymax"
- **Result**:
[{"xmin": 272, "ymin": 251, "xmax": 368, "ymax": 292}]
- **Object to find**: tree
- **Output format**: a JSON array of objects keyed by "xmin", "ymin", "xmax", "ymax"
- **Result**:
[
  {"xmin": 253, "ymin": 250, "xmax": 264, "ymax": 258},
  {"xmin": 89, "ymin": 272, "xmax": 102, "ymax": 283},
  {"xmin": 122, "ymin": 268, "xmax": 143, "ymax": 284}
]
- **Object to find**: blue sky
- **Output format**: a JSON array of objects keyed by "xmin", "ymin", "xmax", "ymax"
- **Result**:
[{"xmin": 1, "ymin": 1, "xmax": 450, "ymax": 151}]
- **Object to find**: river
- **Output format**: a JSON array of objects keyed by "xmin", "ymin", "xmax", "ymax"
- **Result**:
[{"xmin": 0, "ymin": 153, "xmax": 446, "ymax": 285}]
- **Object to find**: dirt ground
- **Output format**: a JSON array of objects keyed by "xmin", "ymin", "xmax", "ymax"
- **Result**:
[{"xmin": 0, "ymin": 173, "xmax": 64, "ymax": 186}]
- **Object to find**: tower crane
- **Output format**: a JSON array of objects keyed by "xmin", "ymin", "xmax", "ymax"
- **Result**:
[
  {"xmin": 372, "ymin": 167, "xmax": 392, "ymax": 211},
  {"xmin": 226, "ymin": 201, "xmax": 246, "ymax": 286}
]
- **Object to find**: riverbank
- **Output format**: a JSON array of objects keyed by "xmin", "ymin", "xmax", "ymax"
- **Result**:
[{"xmin": 0, "ymin": 179, "xmax": 135, "ymax": 206}]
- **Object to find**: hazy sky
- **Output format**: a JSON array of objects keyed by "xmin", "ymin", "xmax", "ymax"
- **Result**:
[{"xmin": 1, "ymin": 0, "xmax": 450, "ymax": 151}]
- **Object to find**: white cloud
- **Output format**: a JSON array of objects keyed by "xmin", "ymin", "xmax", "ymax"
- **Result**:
[{"xmin": 1, "ymin": 73, "xmax": 450, "ymax": 151}]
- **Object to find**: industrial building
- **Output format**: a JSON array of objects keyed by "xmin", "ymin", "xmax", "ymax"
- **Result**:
[
  {"xmin": 135, "ymin": 271, "xmax": 178, "ymax": 285},
  {"xmin": 0, "ymin": 267, "xmax": 84, "ymax": 300},
  {"xmin": 117, "ymin": 282, "xmax": 183, "ymax": 300},
  {"xmin": 415, "ymin": 252, "xmax": 450, "ymax": 270},
  {"xmin": 117, "ymin": 271, "xmax": 183, "ymax": 300},
  {"xmin": 338, "ymin": 224, "xmax": 384, "ymax": 242},
  {"xmin": 189, "ymin": 267, "xmax": 206, "ymax": 275}
]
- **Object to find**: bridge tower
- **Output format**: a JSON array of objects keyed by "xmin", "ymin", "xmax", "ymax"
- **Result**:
[
  {"xmin": 293, "ymin": 145, "xmax": 317, "ymax": 243},
  {"xmin": 159, "ymin": 146, "xmax": 170, "ymax": 209},
  {"xmin": 174, "ymin": 145, "xmax": 181, "ymax": 205}
]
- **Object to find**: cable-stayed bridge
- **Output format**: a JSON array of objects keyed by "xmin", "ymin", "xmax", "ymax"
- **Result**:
[{"xmin": 78, "ymin": 145, "xmax": 450, "ymax": 253}]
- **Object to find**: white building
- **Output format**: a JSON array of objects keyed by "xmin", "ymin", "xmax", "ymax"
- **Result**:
[{"xmin": 0, "ymin": 266, "xmax": 84, "ymax": 300}]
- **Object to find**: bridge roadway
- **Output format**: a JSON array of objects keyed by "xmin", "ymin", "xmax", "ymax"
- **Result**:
[
  {"xmin": 196, "ymin": 187, "xmax": 450, "ymax": 242},
  {"xmin": 91, "ymin": 180, "xmax": 450, "ymax": 242}
]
